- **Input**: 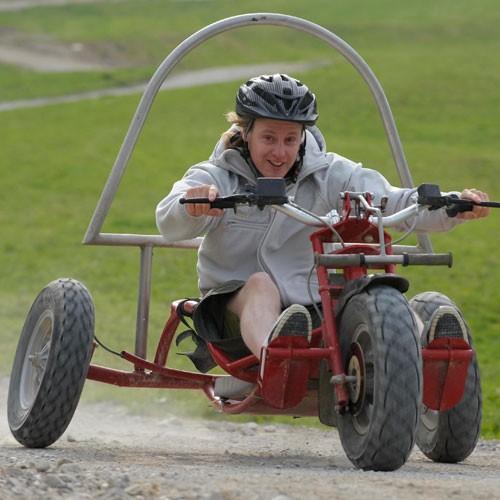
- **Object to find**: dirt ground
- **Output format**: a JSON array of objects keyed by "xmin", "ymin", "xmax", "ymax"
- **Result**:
[{"xmin": 1, "ymin": 378, "xmax": 500, "ymax": 500}]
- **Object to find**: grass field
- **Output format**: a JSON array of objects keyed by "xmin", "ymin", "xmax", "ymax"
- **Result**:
[{"xmin": 1, "ymin": 0, "xmax": 499, "ymax": 436}]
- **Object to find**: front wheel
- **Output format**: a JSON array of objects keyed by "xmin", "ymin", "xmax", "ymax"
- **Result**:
[
  {"xmin": 337, "ymin": 285, "xmax": 421, "ymax": 471},
  {"xmin": 409, "ymin": 291, "xmax": 481, "ymax": 463},
  {"xmin": 8, "ymin": 278, "xmax": 94, "ymax": 448}
]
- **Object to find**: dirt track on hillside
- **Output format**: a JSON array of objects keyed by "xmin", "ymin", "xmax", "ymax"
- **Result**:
[
  {"xmin": 0, "ymin": 4, "xmax": 328, "ymax": 112},
  {"xmin": 1, "ymin": 378, "xmax": 500, "ymax": 500}
]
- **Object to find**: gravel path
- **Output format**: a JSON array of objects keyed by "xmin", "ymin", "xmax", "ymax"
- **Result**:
[{"xmin": 1, "ymin": 377, "xmax": 500, "ymax": 500}]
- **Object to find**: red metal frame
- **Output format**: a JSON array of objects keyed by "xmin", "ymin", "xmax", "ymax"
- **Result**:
[{"xmin": 86, "ymin": 194, "xmax": 473, "ymax": 417}]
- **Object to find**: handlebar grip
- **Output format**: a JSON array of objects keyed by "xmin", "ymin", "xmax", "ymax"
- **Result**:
[
  {"xmin": 179, "ymin": 197, "xmax": 210, "ymax": 205},
  {"xmin": 315, "ymin": 254, "xmax": 363, "ymax": 267},
  {"xmin": 315, "ymin": 252, "xmax": 453, "ymax": 268},
  {"xmin": 402, "ymin": 252, "xmax": 453, "ymax": 267},
  {"xmin": 179, "ymin": 197, "xmax": 238, "ymax": 208},
  {"xmin": 445, "ymin": 197, "xmax": 473, "ymax": 218}
]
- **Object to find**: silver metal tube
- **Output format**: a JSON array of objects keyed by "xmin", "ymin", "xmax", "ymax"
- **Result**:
[
  {"xmin": 88, "ymin": 233, "xmax": 202, "ymax": 248},
  {"xmin": 316, "ymin": 252, "xmax": 452, "ymax": 268},
  {"xmin": 273, "ymin": 203, "xmax": 329, "ymax": 226},
  {"xmin": 275, "ymin": 201, "xmax": 422, "ymax": 231},
  {"xmin": 135, "ymin": 245, "xmax": 153, "ymax": 360},
  {"xmin": 81, "ymin": 13, "xmax": 437, "ymax": 356},
  {"xmin": 83, "ymin": 12, "xmax": 432, "ymax": 252},
  {"xmin": 328, "ymin": 243, "xmax": 428, "ymax": 254},
  {"xmin": 357, "ymin": 198, "xmax": 387, "ymax": 256},
  {"xmin": 371, "ymin": 204, "xmax": 421, "ymax": 227}
]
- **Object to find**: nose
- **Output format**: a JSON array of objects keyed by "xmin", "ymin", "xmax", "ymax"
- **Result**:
[{"xmin": 272, "ymin": 141, "xmax": 287, "ymax": 161}]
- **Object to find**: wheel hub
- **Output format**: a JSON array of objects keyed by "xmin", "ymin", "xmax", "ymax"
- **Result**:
[
  {"xmin": 20, "ymin": 310, "xmax": 53, "ymax": 410},
  {"xmin": 347, "ymin": 342, "xmax": 365, "ymax": 413}
]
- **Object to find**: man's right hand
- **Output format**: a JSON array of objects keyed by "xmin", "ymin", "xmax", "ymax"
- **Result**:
[{"xmin": 183, "ymin": 184, "xmax": 224, "ymax": 217}]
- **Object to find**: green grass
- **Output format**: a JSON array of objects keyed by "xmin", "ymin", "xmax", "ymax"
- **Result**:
[{"xmin": 1, "ymin": 0, "xmax": 499, "ymax": 436}]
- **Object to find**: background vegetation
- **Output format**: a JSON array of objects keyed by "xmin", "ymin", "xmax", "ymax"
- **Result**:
[{"xmin": 1, "ymin": 0, "xmax": 498, "ymax": 435}]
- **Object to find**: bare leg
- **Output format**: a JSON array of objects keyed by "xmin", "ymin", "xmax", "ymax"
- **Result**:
[{"xmin": 227, "ymin": 272, "xmax": 281, "ymax": 358}]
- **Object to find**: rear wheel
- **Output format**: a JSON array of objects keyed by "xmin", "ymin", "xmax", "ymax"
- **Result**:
[
  {"xmin": 409, "ymin": 291, "xmax": 481, "ymax": 462},
  {"xmin": 8, "ymin": 278, "xmax": 94, "ymax": 448},
  {"xmin": 337, "ymin": 285, "xmax": 421, "ymax": 471}
]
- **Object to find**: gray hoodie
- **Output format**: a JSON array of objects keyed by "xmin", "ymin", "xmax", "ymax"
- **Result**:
[{"xmin": 156, "ymin": 130, "xmax": 460, "ymax": 306}]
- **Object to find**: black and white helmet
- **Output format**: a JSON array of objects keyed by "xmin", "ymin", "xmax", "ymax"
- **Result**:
[{"xmin": 236, "ymin": 74, "xmax": 318, "ymax": 125}]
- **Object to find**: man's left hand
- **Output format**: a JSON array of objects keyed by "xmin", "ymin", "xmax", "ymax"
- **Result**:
[{"xmin": 458, "ymin": 188, "xmax": 490, "ymax": 220}]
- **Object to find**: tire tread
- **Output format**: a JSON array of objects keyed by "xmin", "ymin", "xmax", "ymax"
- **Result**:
[
  {"xmin": 409, "ymin": 291, "xmax": 481, "ymax": 463},
  {"xmin": 8, "ymin": 278, "xmax": 94, "ymax": 448},
  {"xmin": 338, "ymin": 285, "xmax": 421, "ymax": 471}
]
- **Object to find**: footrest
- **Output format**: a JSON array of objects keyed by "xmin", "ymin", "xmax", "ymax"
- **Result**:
[
  {"xmin": 259, "ymin": 337, "xmax": 310, "ymax": 409},
  {"xmin": 422, "ymin": 338, "xmax": 473, "ymax": 411}
]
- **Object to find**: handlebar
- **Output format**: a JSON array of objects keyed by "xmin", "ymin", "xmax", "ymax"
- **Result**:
[
  {"xmin": 417, "ymin": 183, "xmax": 500, "ymax": 217},
  {"xmin": 178, "ymin": 179, "xmax": 498, "ymax": 268},
  {"xmin": 315, "ymin": 252, "xmax": 453, "ymax": 268},
  {"xmin": 179, "ymin": 178, "xmax": 289, "ymax": 210},
  {"xmin": 179, "ymin": 181, "xmax": 498, "ymax": 230},
  {"xmin": 179, "ymin": 194, "xmax": 253, "ymax": 209}
]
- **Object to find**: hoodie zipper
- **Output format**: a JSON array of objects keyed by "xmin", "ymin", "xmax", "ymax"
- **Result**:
[
  {"xmin": 256, "ymin": 182, "xmax": 299, "ymax": 289},
  {"xmin": 256, "ymin": 208, "xmax": 278, "ymax": 282}
]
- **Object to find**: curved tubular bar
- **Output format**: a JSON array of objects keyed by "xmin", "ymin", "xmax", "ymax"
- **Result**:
[{"xmin": 83, "ymin": 12, "xmax": 431, "ymax": 251}]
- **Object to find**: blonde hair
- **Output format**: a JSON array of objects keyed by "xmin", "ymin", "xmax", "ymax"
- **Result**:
[{"xmin": 220, "ymin": 111, "xmax": 252, "ymax": 149}]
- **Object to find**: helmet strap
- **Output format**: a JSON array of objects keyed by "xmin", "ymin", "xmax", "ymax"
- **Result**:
[
  {"xmin": 286, "ymin": 128, "xmax": 306, "ymax": 183},
  {"xmin": 240, "ymin": 142, "xmax": 264, "ymax": 179},
  {"xmin": 240, "ymin": 118, "xmax": 264, "ymax": 178}
]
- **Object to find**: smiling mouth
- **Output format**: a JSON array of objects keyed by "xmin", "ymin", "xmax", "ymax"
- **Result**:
[{"xmin": 268, "ymin": 161, "xmax": 285, "ymax": 168}]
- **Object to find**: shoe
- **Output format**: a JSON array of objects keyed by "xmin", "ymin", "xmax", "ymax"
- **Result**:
[
  {"xmin": 265, "ymin": 304, "xmax": 312, "ymax": 347},
  {"xmin": 425, "ymin": 306, "xmax": 468, "ymax": 345},
  {"xmin": 260, "ymin": 304, "xmax": 312, "ymax": 381}
]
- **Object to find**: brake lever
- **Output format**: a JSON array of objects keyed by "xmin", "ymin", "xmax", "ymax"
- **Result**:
[
  {"xmin": 417, "ymin": 183, "xmax": 500, "ymax": 217},
  {"xmin": 445, "ymin": 196, "xmax": 500, "ymax": 217},
  {"xmin": 179, "ymin": 194, "xmax": 252, "ymax": 208}
]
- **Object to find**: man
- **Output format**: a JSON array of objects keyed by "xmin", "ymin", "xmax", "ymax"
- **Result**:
[{"xmin": 156, "ymin": 74, "xmax": 489, "ymax": 368}]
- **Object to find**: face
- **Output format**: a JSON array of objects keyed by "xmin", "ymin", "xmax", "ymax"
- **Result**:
[{"xmin": 244, "ymin": 118, "xmax": 303, "ymax": 178}]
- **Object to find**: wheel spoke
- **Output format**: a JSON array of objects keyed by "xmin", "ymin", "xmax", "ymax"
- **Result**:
[
  {"xmin": 38, "ymin": 341, "xmax": 50, "ymax": 365},
  {"xmin": 33, "ymin": 341, "xmax": 50, "ymax": 385},
  {"xmin": 29, "ymin": 339, "xmax": 50, "ymax": 367},
  {"xmin": 19, "ymin": 311, "xmax": 54, "ymax": 410}
]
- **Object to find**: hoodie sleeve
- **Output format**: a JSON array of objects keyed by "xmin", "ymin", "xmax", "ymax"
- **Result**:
[
  {"xmin": 342, "ymin": 164, "xmax": 464, "ymax": 232},
  {"xmin": 156, "ymin": 165, "xmax": 224, "ymax": 243}
]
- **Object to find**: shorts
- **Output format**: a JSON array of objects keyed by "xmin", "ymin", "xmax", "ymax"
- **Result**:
[
  {"xmin": 192, "ymin": 280, "xmax": 323, "ymax": 362},
  {"xmin": 193, "ymin": 280, "xmax": 251, "ymax": 360}
]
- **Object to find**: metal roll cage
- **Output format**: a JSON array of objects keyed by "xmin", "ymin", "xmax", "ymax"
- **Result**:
[{"xmin": 82, "ymin": 13, "xmax": 433, "ymax": 359}]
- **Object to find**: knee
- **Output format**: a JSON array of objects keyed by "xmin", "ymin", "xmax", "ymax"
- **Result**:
[
  {"xmin": 245, "ymin": 272, "xmax": 280, "ymax": 300},
  {"xmin": 228, "ymin": 273, "xmax": 280, "ymax": 316},
  {"xmin": 247, "ymin": 272, "xmax": 276, "ymax": 290}
]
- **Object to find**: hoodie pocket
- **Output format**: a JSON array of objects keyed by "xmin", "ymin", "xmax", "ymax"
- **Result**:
[
  {"xmin": 225, "ymin": 219, "xmax": 268, "ymax": 232},
  {"xmin": 224, "ymin": 205, "xmax": 271, "ymax": 231}
]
